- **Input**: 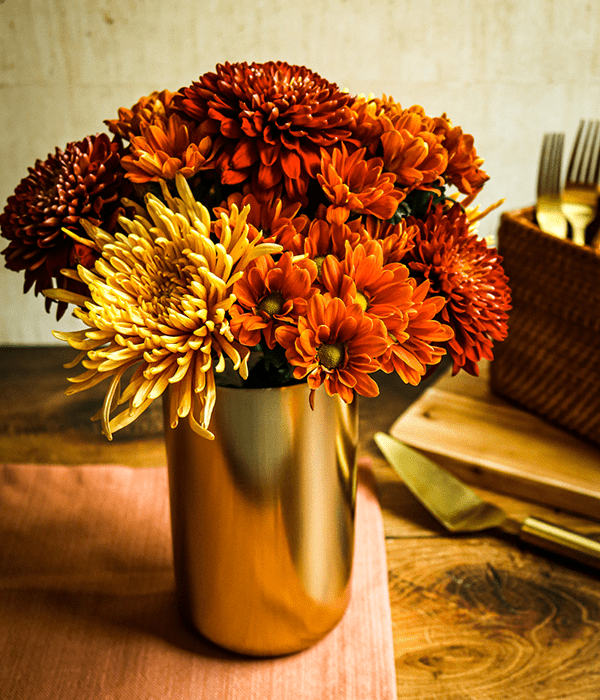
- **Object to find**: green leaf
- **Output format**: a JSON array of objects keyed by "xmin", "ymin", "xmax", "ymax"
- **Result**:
[{"xmin": 389, "ymin": 183, "xmax": 449, "ymax": 223}]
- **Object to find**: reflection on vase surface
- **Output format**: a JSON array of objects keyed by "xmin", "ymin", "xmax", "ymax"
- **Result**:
[{"xmin": 163, "ymin": 382, "xmax": 358, "ymax": 656}]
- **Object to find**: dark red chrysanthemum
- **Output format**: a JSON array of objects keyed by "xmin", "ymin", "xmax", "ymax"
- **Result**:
[
  {"xmin": 178, "ymin": 61, "xmax": 358, "ymax": 201},
  {"xmin": 0, "ymin": 133, "xmax": 130, "ymax": 319},
  {"xmin": 404, "ymin": 203, "xmax": 511, "ymax": 375}
]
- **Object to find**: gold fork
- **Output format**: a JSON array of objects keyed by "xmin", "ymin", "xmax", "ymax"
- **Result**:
[
  {"xmin": 561, "ymin": 119, "xmax": 600, "ymax": 246},
  {"xmin": 536, "ymin": 132, "xmax": 567, "ymax": 238}
]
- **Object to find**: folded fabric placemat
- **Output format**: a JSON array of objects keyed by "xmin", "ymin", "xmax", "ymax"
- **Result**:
[{"xmin": 0, "ymin": 462, "xmax": 396, "ymax": 700}]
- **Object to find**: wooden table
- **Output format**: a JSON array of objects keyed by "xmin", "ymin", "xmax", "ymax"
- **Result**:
[{"xmin": 2, "ymin": 346, "xmax": 600, "ymax": 699}]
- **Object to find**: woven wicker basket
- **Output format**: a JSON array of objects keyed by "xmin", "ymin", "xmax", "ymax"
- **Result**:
[{"xmin": 490, "ymin": 207, "xmax": 600, "ymax": 446}]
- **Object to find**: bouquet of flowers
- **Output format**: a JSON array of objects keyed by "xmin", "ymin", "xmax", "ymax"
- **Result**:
[{"xmin": 0, "ymin": 61, "xmax": 510, "ymax": 440}]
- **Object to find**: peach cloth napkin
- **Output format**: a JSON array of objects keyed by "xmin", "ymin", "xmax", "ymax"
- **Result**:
[{"xmin": 0, "ymin": 462, "xmax": 397, "ymax": 700}]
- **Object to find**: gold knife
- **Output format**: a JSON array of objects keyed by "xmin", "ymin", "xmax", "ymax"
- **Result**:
[{"xmin": 375, "ymin": 432, "xmax": 600, "ymax": 570}]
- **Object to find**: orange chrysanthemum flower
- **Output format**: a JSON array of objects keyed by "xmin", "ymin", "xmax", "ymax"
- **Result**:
[
  {"xmin": 275, "ymin": 295, "xmax": 389, "ymax": 407},
  {"xmin": 121, "ymin": 113, "xmax": 212, "ymax": 183},
  {"xmin": 386, "ymin": 104, "xmax": 428, "ymax": 134},
  {"xmin": 318, "ymin": 144, "xmax": 403, "ymax": 225},
  {"xmin": 380, "ymin": 128, "xmax": 448, "ymax": 190},
  {"xmin": 405, "ymin": 203, "xmax": 511, "ymax": 375},
  {"xmin": 321, "ymin": 243, "xmax": 453, "ymax": 384},
  {"xmin": 363, "ymin": 216, "xmax": 417, "ymax": 264},
  {"xmin": 178, "ymin": 61, "xmax": 357, "ymax": 201},
  {"xmin": 351, "ymin": 96, "xmax": 386, "ymax": 155},
  {"xmin": 213, "ymin": 192, "xmax": 308, "ymax": 245},
  {"xmin": 432, "ymin": 117, "xmax": 489, "ymax": 194},
  {"xmin": 230, "ymin": 251, "xmax": 318, "ymax": 349},
  {"xmin": 105, "ymin": 89, "xmax": 178, "ymax": 140},
  {"xmin": 351, "ymin": 97, "xmax": 433, "ymax": 157},
  {"xmin": 321, "ymin": 243, "xmax": 412, "ymax": 320},
  {"xmin": 353, "ymin": 97, "xmax": 487, "ymax": 196},
  {"xmin": 282, "ymin": 217, "xmax": 365, "ymax": 269},
  {"xmin": 368, "ymin": 95, "xmax": 404, "ymax": 119},
  {"xmin": 379, "ymin": 280, "xmax": 453, "ymax": 385}
]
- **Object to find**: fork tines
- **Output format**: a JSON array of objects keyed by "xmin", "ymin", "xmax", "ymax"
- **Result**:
[
  {"xmin": 536, "ymin": 132, "xmax": 567, "ymax": 238},
  {"xmin": 537, "ymin": 132, "xmax": 564, "ymax": 197},
  {"xmin": 562, "ymin": 119, "xmax": 600, "ymax": 246},
  {"xmin": 566, "ymin": 119, "xmax": 600, "ymax": 187}
]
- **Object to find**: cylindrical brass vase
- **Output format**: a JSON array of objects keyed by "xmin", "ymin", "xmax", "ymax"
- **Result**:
[{"xmin": 163, "ymin": 381, "xmax": 358, "ymax": 656}]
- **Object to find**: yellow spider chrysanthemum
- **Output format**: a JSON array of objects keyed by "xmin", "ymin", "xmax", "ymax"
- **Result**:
[{"xmin": 46, "ymin": 173, "xmax": 281, "ymax": 440}]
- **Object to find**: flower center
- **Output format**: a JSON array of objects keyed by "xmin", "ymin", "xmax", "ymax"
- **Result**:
[
  {"xmin": 355, "ymin": 291, "xmax": 369, "ymax": 311},
  {"xmin": 317, "ymin": 342, "xmax": 345, "ymax": 369},
  {"xmin": 143, "ymin": 268, "xmax": 188, "ymax": 319},
  {"xmin": 314, "ymin": 255, "xmax": 326, "ymax": 276},
  {"xmin": 257, "ymin": 292, "xmax": 284, "ymax": 316}
]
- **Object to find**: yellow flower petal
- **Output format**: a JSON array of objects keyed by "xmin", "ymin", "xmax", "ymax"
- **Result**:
[{"xmin": 53, "ymin": 174, "xmax": 275, "ymax": 438}]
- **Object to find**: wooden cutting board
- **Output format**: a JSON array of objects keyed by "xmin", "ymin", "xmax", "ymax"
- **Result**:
[{"xmin": 389, "ymin": 363, "xmax": 600, "ymax": 521}]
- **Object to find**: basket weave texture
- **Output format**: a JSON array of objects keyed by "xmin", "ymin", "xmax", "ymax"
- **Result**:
[{"xmin": 490, "ymin": 207, "xmax": 600, "ymax": 446}]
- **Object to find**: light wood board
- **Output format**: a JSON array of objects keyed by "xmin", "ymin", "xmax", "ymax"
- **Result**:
[{"xmin": 390, "ymin": 375, "xmax": 600, "ymax": 521}]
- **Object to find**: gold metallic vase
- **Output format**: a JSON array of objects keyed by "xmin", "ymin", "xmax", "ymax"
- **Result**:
[{"xmin": 163, "ymin": 382, "xmax": 358, "ymax": 656}]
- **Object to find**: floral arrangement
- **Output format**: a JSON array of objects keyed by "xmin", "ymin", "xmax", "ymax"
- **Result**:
[{"xmin": 0, "ymin": 61, "xmax": 510, "ymax": 440}]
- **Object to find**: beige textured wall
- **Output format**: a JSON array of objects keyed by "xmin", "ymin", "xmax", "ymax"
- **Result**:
[{"xmin": 1, "ymin": 0, "xmax": 599, "ymax": 344}]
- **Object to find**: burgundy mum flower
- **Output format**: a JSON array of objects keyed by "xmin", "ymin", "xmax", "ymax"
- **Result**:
[
  {"xmin": 178, "ymin": 61, "xmax": 357, "ymax": 201},
  {"xmin": 0, "ymin": 133, "xmax": 130, "ymax": 319}
]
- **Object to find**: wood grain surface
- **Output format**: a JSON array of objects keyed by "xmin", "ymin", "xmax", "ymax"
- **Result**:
[{"xmin": 2, "ymin": 347, "xmax": 600, "ymax": 699}]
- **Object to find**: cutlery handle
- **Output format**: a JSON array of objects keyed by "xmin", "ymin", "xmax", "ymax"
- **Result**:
[{"xmin": 518, "ymin": 516, "xmax": 600, "ymax": 570}]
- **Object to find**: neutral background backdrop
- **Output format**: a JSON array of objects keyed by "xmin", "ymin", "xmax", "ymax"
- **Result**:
[{"xmin": 1, "ymin": 0, "xmax": 599, "ymax": 344}]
